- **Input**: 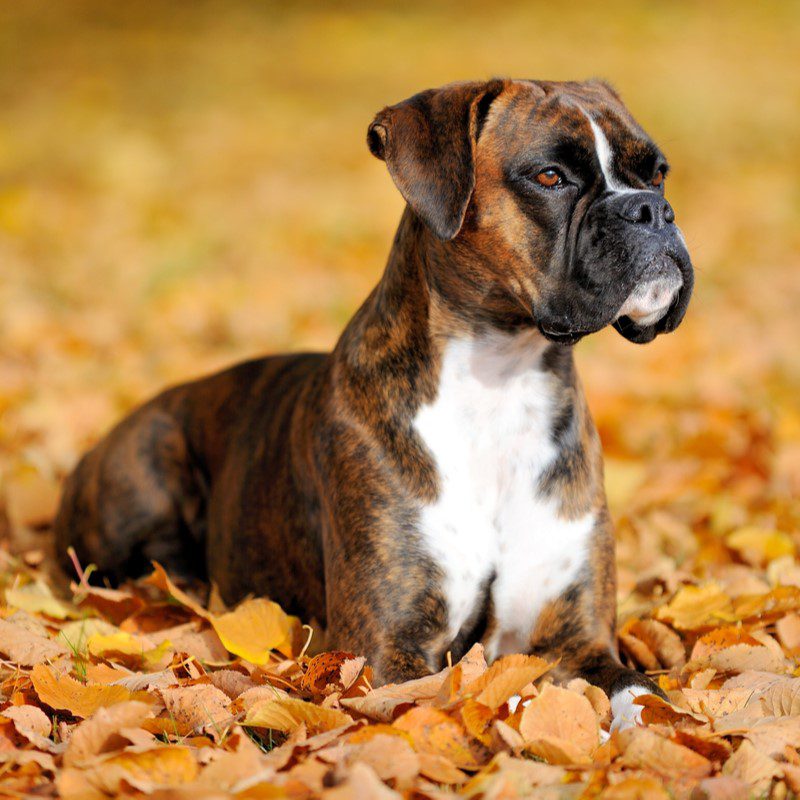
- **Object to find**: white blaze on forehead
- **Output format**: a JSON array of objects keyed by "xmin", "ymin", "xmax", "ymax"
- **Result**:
[{"xmin": 581, "ymin": 110, "xmax": 636, "ymax": 193}]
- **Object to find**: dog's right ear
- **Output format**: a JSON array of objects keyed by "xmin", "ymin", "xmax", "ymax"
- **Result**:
[{"xmin": 367, "ymin": 80, "xmax": 507, "ymax": 241}]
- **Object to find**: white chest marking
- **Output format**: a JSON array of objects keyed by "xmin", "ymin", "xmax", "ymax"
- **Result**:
[{"xmin": 413, "ymin": 330, "xmax": 595, "ymax": 658}]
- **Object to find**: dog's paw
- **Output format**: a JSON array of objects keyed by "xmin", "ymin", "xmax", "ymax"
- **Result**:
[{"xmin": 609, "ymin": 685, "xmax": 651, "ymax": 731}]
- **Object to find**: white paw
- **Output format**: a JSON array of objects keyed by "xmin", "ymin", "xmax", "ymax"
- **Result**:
[
  {"xmin": 610, "ymin": 685, "xmax": 650, "ymax": 731},
  {"xmin": 507, "ymin": 694, "xmax": 531, "ymax": 714}
]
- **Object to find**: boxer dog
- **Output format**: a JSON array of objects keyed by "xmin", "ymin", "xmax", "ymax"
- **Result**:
[{"xmin": 56, "ymin": 79, "xmax": 693, "ymax": 728}]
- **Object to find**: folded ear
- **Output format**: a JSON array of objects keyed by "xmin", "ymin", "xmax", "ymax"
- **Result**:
[{"xmin": 367, "ymin": 80, "xmax": 507, "ymax": 241}]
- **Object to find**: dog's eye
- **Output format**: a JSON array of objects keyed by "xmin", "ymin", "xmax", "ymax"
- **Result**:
[
  {"xmin": 535, "ymin": 169, "xmax": 563, "ymax": 188},
  {"xmin": 651, "ymin": 169, "xmax": 665, "ymax": 188}
]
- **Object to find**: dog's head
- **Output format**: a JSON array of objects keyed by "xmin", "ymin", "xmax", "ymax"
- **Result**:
[{"xmin": 368, "ymin": 79, "xmax": 693, "ymax": 344}]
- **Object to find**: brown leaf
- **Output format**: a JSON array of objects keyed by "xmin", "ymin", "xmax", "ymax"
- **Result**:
[
  {"xmin": 777, "ymin": 614, "xmax": 800, "ymax": 650},
  {"xmin": 417, "ymin": 752, "xmax": 467, "ymax": 785},
  {"xmin": 74, "ymin": 585, "xmax": 145, "ymax": 625},
  {"xmin": 322, "ymin": 761, "xmax": 401, "ymax": 799},
  {"xmin": 630, "ymin": 619, "xmax": 687, "ymax": 668},
  {"xmin": 1, "ymin": 704, "xmax": 55, "ymax": 750},
  {"xmin": 302, "ymin": 650, "xmax": 357, "ymax": 694},
  {"xmin": 340, "ymin": 648, "xmax": 488, "ymax": 723},
  {"xmin": 756, "ymin": 678, "xmax": 800, "ymax": 715},
  {"xmin": 160, "ymin": 684, "xmax": 231, "ymax": 738},
  {"xmin": 616, "ymin": 727, "xmax": 713, "ymax": 779},
  {"xmin": 601, "ymin": 776, "xmax": 671, "ymax": 800},
  {"xmin": 682, "ymin": 687, "xmax": 754, "ymax": 718},
  {"xmin": 64, "ymin": 701, "xmax": 154, "ymax": 766},
  {"xmin": 687, "ymin": 776, "xmax": 749, "ymax": 800},
  {"xmin": 348, "ymin": 733, "xmax": 419, "ymax": 786},
  {"xmin": 745, "ymin": 716, "xmax": 800, "ymax": 757},
  {"xmin": 0, "ymin": 616, "xmax": 69, "ymax": 666},
  {"xmin": 722, "ymin": 740, "xmax": 780, "ymax": 794},
  {"xmin": 208, "ymin": 668, "xmax": 255, "ymax": 699},
  {"xmin": 144, "ymin": 561, "xmax": 210, "ymax": 619},
  {"xmin": 688, "ymin": 643, "xmax": 787, "ymax": 675}
]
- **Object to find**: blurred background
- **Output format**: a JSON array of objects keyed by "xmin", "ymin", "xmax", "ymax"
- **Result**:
[{"xmin": 1, "ymin": 1, "xmax": 798, "ymax": 591}]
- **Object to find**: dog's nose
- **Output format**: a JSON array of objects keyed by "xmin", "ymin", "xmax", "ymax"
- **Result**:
[{"xmin": 617, "ymin": 192, "xmax": 675, "ymax": 230}]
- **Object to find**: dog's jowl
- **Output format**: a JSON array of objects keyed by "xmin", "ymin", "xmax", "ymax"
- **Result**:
[{"xmin": 56, "ymin": 79, "xmax": 694, "ymax": 728}]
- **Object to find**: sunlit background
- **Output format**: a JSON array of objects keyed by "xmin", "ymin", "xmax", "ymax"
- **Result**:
[{"xmin": 1, "ymin": 1, "xmax": 798, "ymax": 586}]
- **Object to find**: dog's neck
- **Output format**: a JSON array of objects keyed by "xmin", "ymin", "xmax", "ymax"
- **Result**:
[{"xmin": 333, "ymin": 209, "xmax": 569, "ymax": 417}]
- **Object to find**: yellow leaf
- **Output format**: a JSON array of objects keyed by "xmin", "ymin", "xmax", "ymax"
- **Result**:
[
  {"xmin": 5, "ymin": 580, "xmax": 77, "ymax": 619},
  {"xmin": 59, "ymin": 619, "xmax": 118, "ymax": 654},
  {"xmin": 31, "ymin": 664, "xmax": 153, "ymax": 718},
  {"xmin": 604, "ymin": 458, "xmax": 646, "ymax": 514},
  {"xmin": 211, "ymin": 597, "xmax": 296, "ymax": 662},
  {"xmin": 727, "ymin": 527, "xmax": 794, "ymax": 566},
  {"xmin": 146, "ymin": 562, "xmax": 299, "ymax": 660},
  {"xmin": 87, "ymin": 631, "xmax": 150, "ymax": 658},
  {"xmin": 655, "ymin": 583, "xmax": 734, "ymax": 630},
  {"xmin": 244, "ymin": 696, "xmax": 353, "ymax": 734}
]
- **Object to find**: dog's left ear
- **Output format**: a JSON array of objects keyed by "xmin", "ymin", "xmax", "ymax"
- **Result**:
[{"xmin": 367, "ymin": 80, "xmax": 507, "ymax": 241}]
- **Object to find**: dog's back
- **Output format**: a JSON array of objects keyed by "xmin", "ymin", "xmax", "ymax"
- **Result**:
[{"xmin": 55, "ymin": 352, "xmax": 329, "ymax": 620}]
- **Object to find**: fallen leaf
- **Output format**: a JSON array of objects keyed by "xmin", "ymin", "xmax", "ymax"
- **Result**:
[
  {"xmin": 726, "ymin": 527, "xmax": 794, "ymax": 566},
  {"xmin": 160, "ymin": 684, "xmax": 231, "ymax": 737},
  {"xmin": 0, "ymin": 616, "xmax": 69, "ymax": 665},
  {"xmin": 617, "ymin": 727, "xmax": 713, "ymax": 779},
  {"xmin": 64, "ymin": 701, "xmax": 154, "ymax": 766},
  {"xmin": 65, "ymin": 745, "xmax": 199, "ymax": 795},
  {"xmin": 31, "ymin": 664, "xmax": 153, "ymax": 718},
  {"xmin": 393, "ymin": 706, "xmax": 486, "ymax": 770},
  {"xmin": 722, "ymin": 739, "xmax": 780, "ymax": 794},
  {"xmin": 322, "ymin": 761, "xmax": 401, "ymax": 799},
  {"xmin": 244, "ymin": 696, "xmax": 353, "ymax": 734},
  {"xmin": 348, "ymin": 733, "xmax": 419, "ymax": 786},
  {"xmin": 144, "ymin": 561, "xmax": 210, "ymax": 619},
  {"xmin": 602, "ymin": 776, "xmax": 671, "ymax": 800},
  {"xmin": 211, "ymin": 597, "xmax": 297, "ymax": 662},
  {"xmin": 470, "ymin": 654, "xmax": 554, "ymax": 710},
  {"xmin": 1, "ymin": 704, "xmax": 55, "ymax": 750},
  {"xmin": 518, "ymin": 684, "xmax": 598, "ymax": 765},
  {"xmin": 5, "ymin": 580, "xmax": 76, "ymax": 620},
  {"xmin": 655, "ymin": 583, "xmax": 734, "ymax": 630},
  {"xmin": 776, "ymin": 613, "xmax": 800, "ymax": 650}
]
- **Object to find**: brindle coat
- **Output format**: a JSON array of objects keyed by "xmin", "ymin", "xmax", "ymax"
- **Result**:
[{"xmin": 56, "ymin": 79, "xmax": 693, "ymax": 702}]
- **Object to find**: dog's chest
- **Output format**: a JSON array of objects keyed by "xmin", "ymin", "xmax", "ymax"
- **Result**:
[{"xmin": 413, "ymin": 332, "xmax": 595, "ymax": 658}]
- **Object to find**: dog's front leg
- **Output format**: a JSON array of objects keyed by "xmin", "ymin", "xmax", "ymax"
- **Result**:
[
  {"xmin": 324, "ymin": 553, "xmax": 451, "ymax": 684},
  {"xmin": 319, "ymin": 480, "xmax": 453, "ymax": 685},
  {"xmin": 528, "ymin": 521, "xmax": 666, "ymax": 730}
]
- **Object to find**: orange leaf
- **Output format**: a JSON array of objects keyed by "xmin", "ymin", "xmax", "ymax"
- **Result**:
[
  {"xmin": 519, "ymin": 684, "xmax": 599, "ymax": 759},
  {"xmin": 31, "ymin": 665, "xmax": 153, "ymax": 719},
  {"xmin": 393, "ymin": 706, "xmax": 487, "ymax": 770}
]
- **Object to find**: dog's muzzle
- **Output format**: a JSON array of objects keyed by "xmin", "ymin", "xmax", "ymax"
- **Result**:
[{"xmin": 615, "ymin": 258, "xmax": 683, "ymax": 328}]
